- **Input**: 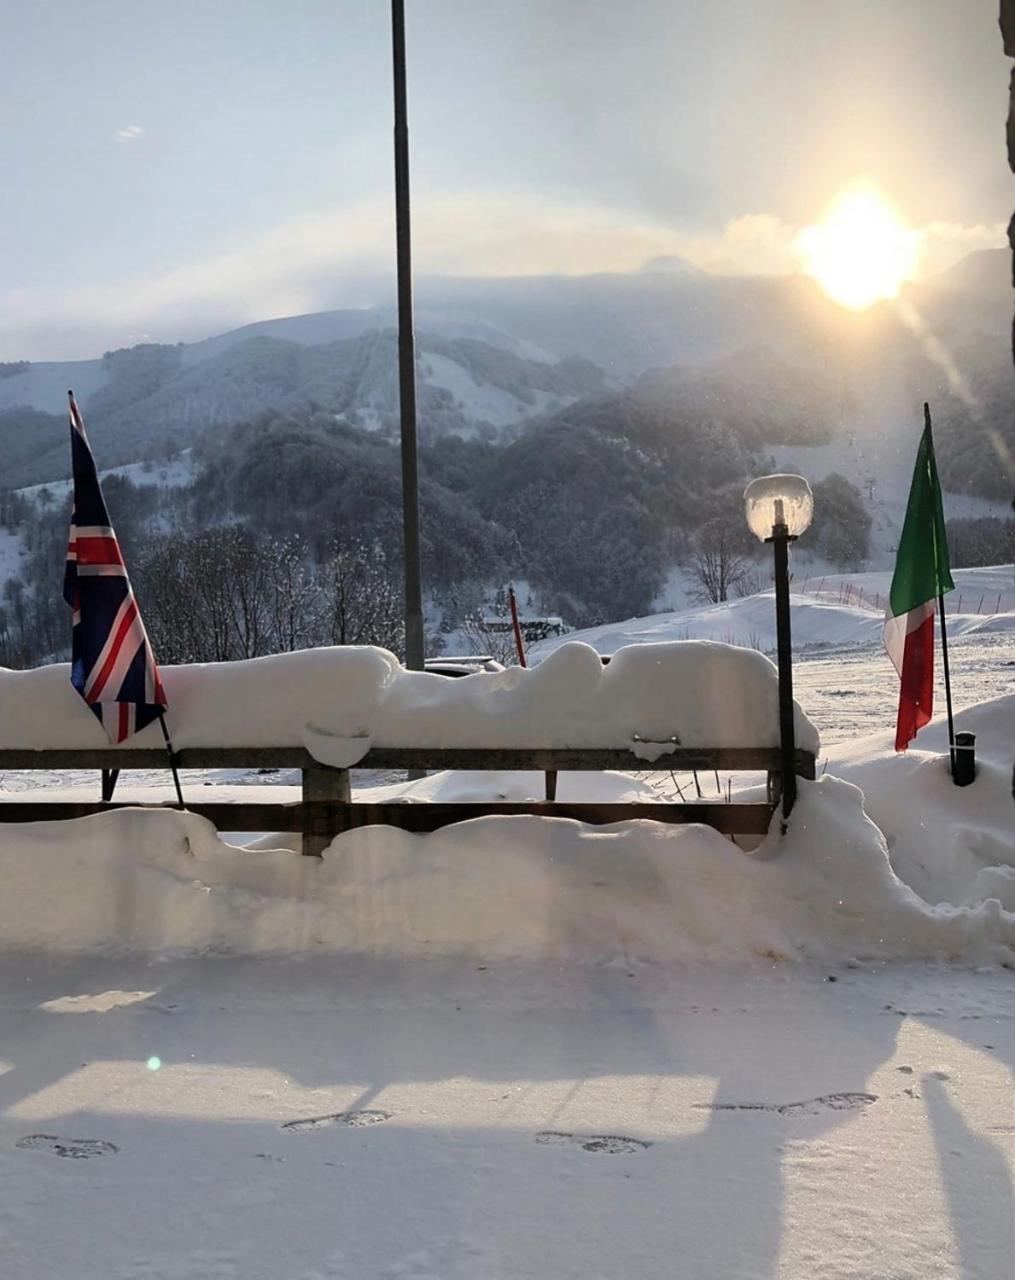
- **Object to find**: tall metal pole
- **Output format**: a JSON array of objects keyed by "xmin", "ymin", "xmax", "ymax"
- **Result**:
[
  {"xmin": 770, "ymin": 525, "xmax": 797, "ymax": 823},
  {"xmin": 391, "ymin": 0, "xmax": 425, "ymax": 670}
]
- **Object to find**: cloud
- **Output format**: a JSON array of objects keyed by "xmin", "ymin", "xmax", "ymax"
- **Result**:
[
  {"xmin": 0, "ymin": 194, "xmax": 1004, "ymax": 360},
  {"xmin": 114, "ymin": 125, "xmax": 144, "ymax": 143},
  {"xmin": 913, "ymin": 221, "xmax": 1007, "ymax": 278}
]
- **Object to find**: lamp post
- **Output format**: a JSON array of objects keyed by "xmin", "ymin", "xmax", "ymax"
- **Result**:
[{"xmin": 743, "ymin": 474, "xmax": 814, "ymax": 823}]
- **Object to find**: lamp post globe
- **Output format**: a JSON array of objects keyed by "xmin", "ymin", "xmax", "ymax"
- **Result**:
[{"xmin": 743, "ymin": 474, "xmax": 814, "ymax": 542}]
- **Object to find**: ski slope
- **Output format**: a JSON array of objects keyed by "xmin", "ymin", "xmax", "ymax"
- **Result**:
[
  {"xmin": 531, "ymin": 566, "xmax": 1015, "ymax": 661},
  {"xmin": 15, "ymin": 449, "xmax": 195, "ymax": 505}
]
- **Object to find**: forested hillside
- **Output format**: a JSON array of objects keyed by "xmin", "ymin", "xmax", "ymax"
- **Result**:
[
  {"xmin": 1, "ymin": 255, "xmax": 1010, "ymax": 499},
  {"xmin": 0, "ymin": 254, "xmax": 1010, "ymax": 667},
  {"xmin": 0, "ymin": 331, "xmax": 609, "ymax": 488},
  {"xmin": 0, "ymin": 385, "xmax": 882, "ymax": 669}
]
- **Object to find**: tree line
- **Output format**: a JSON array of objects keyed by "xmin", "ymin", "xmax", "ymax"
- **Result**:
[{"xmin": 0, "ymin": 402, "xmax": 903, "ymax": 668}]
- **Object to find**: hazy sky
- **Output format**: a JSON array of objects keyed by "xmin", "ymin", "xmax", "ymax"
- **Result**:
[{"xmin": 1, "ymin": 0, "xmax": 1009, "ymax": 359}]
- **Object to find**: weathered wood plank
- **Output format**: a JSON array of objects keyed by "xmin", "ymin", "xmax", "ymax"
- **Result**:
[
  {"xmin": 0, "ymin": 742, "xmax": 811, "ymax": 849},
  {"xmin": 0, "ymin": 802, "xmax": 306, "ymax": 830},
  {"xmin": 0, "ymin": 745, "xmax": 817, "ymax": 776},
  {"xmin": 0, "ymin": 748, "xmax": 313, "ymax": 770},
  {"xmin": 358, "ymin": 747, "xmax": 801, "ymax": 772},
  {"xmin": 302, "ymin": 765, "xmax": 350, "ymax": 856}
]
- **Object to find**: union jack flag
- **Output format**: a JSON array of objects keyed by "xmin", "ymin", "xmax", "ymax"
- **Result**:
[{"xmin": 63, "ymin": 390, "xmax": 167, "ymax": 743}]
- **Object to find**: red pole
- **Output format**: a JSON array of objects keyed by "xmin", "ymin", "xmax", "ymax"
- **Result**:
[{"xmin": 508, "ymin": 586, "xmax": 527, "ymax": 667}]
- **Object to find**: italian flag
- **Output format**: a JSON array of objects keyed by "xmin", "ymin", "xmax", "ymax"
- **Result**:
[{"xmin": 885, "ymin": 413, "xmax": 953, "ymax": 751}]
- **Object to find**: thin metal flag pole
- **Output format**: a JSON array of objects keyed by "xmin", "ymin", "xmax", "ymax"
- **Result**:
[
  {"xmin": 924, "ymin": 403, "xmax": 957, "ymax": 780},
  {"xmin": 157, "ymin": 712, "xmax": 186, "ymax": 809},
  {"xmin": 391, "ymin": 0, "xmax": 425, "ymax": 673},
  {"xmin": 508, "ymin": 586, "xmax": 527, "ymax": 668}
]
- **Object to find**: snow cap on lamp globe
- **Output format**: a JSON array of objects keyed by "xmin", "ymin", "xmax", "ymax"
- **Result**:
[{"xmin": 743, "ymin": 474, "xmax": 814, "ymax": 541}]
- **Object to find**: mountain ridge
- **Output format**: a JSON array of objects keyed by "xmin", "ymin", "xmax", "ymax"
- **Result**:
[{"xmin": 0, "ymin": 250, "xmax": 1009, "ymax": 496}]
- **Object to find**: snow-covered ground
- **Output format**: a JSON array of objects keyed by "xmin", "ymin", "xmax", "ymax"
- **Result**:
[
  {"xmin": 15, "ymin": 449, "xmax": 195, "ymax": 505},
  {"xmin": 422, "ymin": 353, "xmax": 569, "ymax": 432},
  {"xmin": 0, "ymin": 953, "xmax": 1010, "ymax": 1280},
  {"xmin": 0, "ymin": 580, "xmax": 1012, "ymax": 1278},
  {"xmin": 532, "ymin": 566, "xmax": 1015, "ymax": 662},
  {"xmin": 768, "ymin": 437, "xmax": 1012, "ymax": 564},
  {"xmin": 0, "ymin": 526, "xmax": 24, "ymax": 585},
  {"xmin": 530, "ymin": 565, "xmax": 1015, "ymax": 754},
  {"xmin": 0, "ymin": 701, "xmax": 1012, "ymax": 1275}
]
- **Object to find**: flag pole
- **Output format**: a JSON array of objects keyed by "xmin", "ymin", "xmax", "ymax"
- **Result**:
[
  {"xmin": 391, "ymin": 0, "xmax": 425, "ymax": 673},
  {"xmin": 924, "ymin": 403, "xmax": 956, "ymax": 779},
  {"xmin": 508, "ymin": 586, "xmax": 527, "ymax": 668},
  {"xmin": 157, "ymin": 712, "xmax": 185, "ymax": 809}
]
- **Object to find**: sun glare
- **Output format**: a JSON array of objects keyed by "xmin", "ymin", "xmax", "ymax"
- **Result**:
[{"xmin": 797, "ymin": 190, "xmax": 919, "ymax": 310}]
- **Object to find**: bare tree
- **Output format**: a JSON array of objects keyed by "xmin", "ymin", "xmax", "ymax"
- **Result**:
[
  {"xmin": 137, "ymin": 531, "xmax": 235, "ymax": 663},
  {"xmin": 268, "ymin": 535, "xmax": 323, "ymax": 653},
  {"xmin": 324, "ymin": 540, "xmax": 405, "ymax": 654},
  {"xmin": 688, "ymin": 520, "xmax": 751, "ymax": 604},
  {"xmin": 457, "ymin": 612, "xmax": 519, "ymax": 664}
]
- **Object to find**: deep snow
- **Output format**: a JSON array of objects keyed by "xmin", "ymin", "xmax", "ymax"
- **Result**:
[
  {"xmin": 0, "ymin": 582, "xmax": 1012, "ymax": 1279},
  {"xmin": 0, "ymin": 639, "xmax": 819, "ymax": 758},
  {"xmin": 530, "ymin": 566, "xmax": 1015, "ymax": 660},
  {"xmin": 0, "ymin": 956, "xmax": 1010, "ymax": 1280}
]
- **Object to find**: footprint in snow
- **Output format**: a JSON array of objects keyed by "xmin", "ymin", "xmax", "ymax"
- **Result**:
[
  {"xmin": 16, "ymin": 1133, "xmax": 118, "ymax": 1159},
  {"xmin": 281, "ymin": 1110, "xmax": 391, "ymax": 1133},
  {"xmin": 536, "ymin": 1130, "xmax": 651, "ymax": 1154},
  {"xmin": 697, "ymin": 1092, "xmax": 877, "ymax": 1117}
]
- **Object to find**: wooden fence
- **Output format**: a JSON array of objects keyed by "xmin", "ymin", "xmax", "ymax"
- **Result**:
[{"xmin": 0, "ymin": 745, "xmax": 817, "ymax": 855}]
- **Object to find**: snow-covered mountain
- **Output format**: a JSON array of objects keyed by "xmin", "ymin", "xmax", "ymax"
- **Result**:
[
  {"xmin": 0, "ymin": 250, "xmax": 1009, "ymax": 494},
  {"xmin": 0, "ymin": 329, "xmax": 610, "ymax": 487}
]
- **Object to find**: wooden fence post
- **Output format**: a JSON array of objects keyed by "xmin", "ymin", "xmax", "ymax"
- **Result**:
[{"xmin": 302, "ymin": 765, "xmax": 350, "ymax": 857}]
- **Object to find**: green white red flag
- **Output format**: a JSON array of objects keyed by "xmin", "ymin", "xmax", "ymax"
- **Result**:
[{"xmin": 885, "ymin": 414, "xmax": 953, "ymax": 751}]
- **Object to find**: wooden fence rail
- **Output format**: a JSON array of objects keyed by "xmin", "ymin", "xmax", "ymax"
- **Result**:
[{"xmin": 0, "ymin": 746, "xmax": 817, "ymax": 855}]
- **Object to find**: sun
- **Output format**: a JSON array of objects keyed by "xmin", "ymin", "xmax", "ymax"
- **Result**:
[{"xmin": 797, "ymin": 189, "xmax": 919, "ymax": 310}]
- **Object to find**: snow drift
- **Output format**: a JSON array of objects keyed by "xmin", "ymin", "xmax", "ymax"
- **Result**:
[
  {"xmin": 827, "ymin": 693, "xmax": 1015, "ymax": 911},
  {"xmin": 0, "ymin": 777, "xmax": 1010, "ymax": 965},
  {"xmin": 0, "ymin": 647, "xmax": 401, "ymax": 750},
  {"xmin": 0, "ymin": 640, "xmax": 818, "ymax": 759},
  {"xmin": 530, "ymin": 582, "xmax": 1013, "ymax": 660}
]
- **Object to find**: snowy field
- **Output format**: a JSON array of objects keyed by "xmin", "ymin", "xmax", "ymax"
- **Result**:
[
  {"xmin": 0, "ymin": 574, "xmax": 1012, "ymax": 1279},
  {"xmin": 0, "ymin": 956, "xmax": 1010, "ymax": 1280}
]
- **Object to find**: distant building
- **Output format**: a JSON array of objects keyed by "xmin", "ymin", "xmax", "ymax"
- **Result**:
[{"xmin": 481, "ymin": 616, "xmax": 569, "ymax": 643}]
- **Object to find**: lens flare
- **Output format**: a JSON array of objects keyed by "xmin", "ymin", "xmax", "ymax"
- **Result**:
[
  {"xmin": 146, "ymin": 1056, "xmax": 162, "ymax": 1071},
  {"xmin": 797, "ymin": 190, "xmax": 919, "ymax": 310}
]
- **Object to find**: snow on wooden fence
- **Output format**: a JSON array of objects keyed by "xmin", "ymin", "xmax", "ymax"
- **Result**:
[{"xmin": 0, "ymin": 642, "xmax": 819, "ymax": 851}]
